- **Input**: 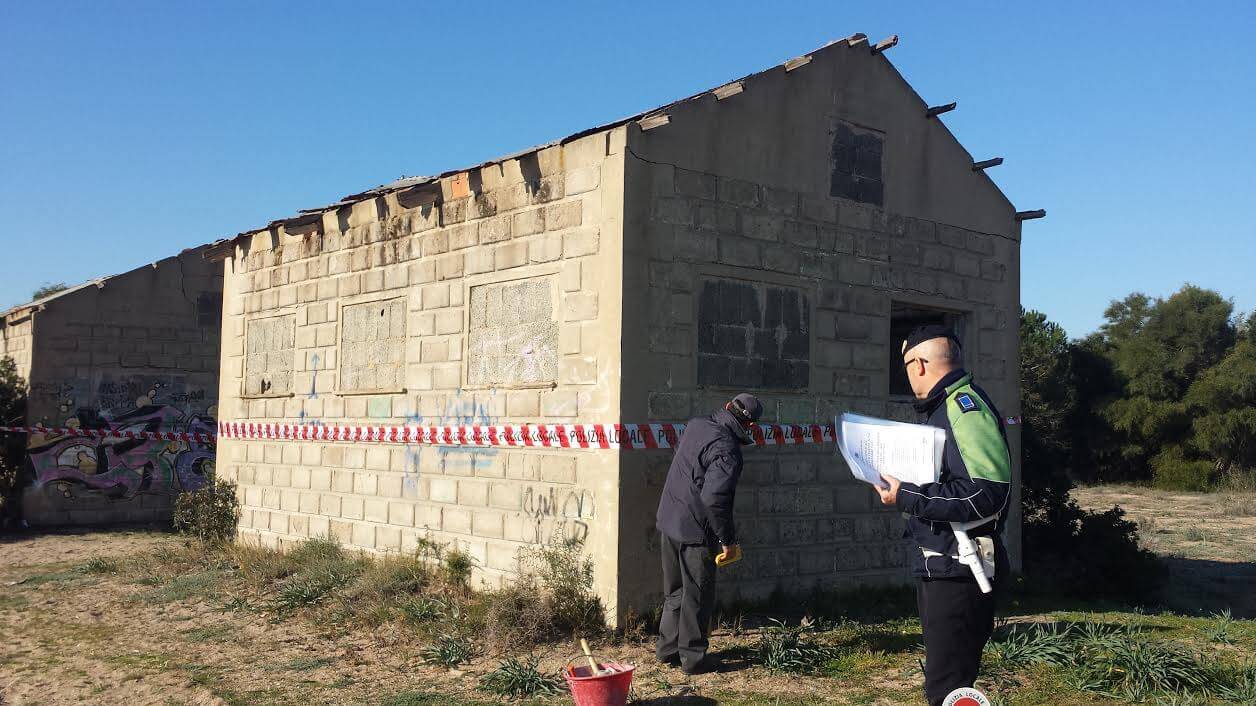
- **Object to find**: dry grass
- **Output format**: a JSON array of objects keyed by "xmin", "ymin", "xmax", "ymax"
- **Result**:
[
  {"xmin": 4, "ymin": 493, "xmax": 1256, "ymax": 704},
  {"xmin": 1073, "ymin": 484, "xmax": 1256, "ymax": 618}
]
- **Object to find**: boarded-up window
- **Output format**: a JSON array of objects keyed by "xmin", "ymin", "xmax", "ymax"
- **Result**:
[
  {"xmin": 340, "ymin": 298, "xmax": 406, "ymax": 392},
  {"xmin": 468, "ymin": 277, "xmax": 558, "ymax": 386},
  {"xmin": 697, "ymin": 279, "xmax": 810, "ymax": 390},
  {"xmin": 245, "ymin": 315, "xmax": 295, "ymax": 396},
  {"xmin": 830, "ymin": 120, "xmax": 884, "ymax": 206}
]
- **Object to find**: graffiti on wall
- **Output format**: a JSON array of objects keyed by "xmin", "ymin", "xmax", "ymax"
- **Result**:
[
  {"xmin": 402, "ymin": 390, "xmax": 499, "ymax": 494},
  {"xmin": 523, "ymin": 486, "xmax": 594, "ymax": 546},
  {"xmin": 26, "ymin": 375, "xmax": 216, "ymax": 499}
]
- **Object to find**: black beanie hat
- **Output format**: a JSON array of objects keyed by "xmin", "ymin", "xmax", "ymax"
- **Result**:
[{"xmin": 903, "ymin": 324, "xmax": 962, "ymax": 354}]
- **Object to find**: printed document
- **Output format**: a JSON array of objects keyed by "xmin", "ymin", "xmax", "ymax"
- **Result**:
[{"xmin": 835, "ymin": 413, "xmax": 946, "ymax": 488}]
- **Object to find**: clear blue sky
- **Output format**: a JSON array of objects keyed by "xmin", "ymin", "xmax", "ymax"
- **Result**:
[{"xmin": 2, "ymin": 2, "xmax": 1253, "ymax": 337}]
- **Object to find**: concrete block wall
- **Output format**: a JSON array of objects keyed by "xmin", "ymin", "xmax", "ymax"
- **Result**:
[
  {"xmin": 622, "ymin": 161, "xmax": 1018, "ymax": 604},
  {"xmin": 0, "ymin": 313, "xmax": 34, "ymax": 382},
  {"xmin": 217, "ymin": 129, "xmax": 629, "ymax": 607},
  {"xmin": 18, "ymin": 248, "xmax": 223, "ymax": 525},
  {"xmin": 616, "ymin": 39, "xmax": 1021, "ymax": 611}
]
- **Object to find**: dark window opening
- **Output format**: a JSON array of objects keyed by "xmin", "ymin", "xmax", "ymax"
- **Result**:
[
  {"xmin": 197, "ymin": 292, "xmax": 222, "ymax": 328},
  {"xmin": 830, "ymin": 120, "xmax": 884, "ymax": 206},
  {"xmin": 697, "ymin": 278, "xmax": 810, "ymax": 390},
  {"xmin": 889, "ymin": 303, "xmax": 967, "ymax": 397}
]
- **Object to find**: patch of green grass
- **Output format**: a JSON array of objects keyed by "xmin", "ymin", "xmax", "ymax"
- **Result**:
[
  {"xmin": 78, "ymin": 556, "xmax": 120, "ymax": 574},
  {"xmin": 181, "ymin": 662, "xmax": 226, "ymax": 687},
  {"xmin": 420, "ymin": 634, "xmax": 475, "ymax": 667},
  {"xmin": 14, "ymin": 569, "xmax": 91, "ymax": 586},
  {"xmin": 399, "ymin": 596, "xmax": 446, "ymax": 624},
  {"xmin": 819, "ymin": 649, "xmax": 900, "ymax": 679},
  {"xmin": 477, "ymin": 657, "xmax": 565, "ymax": 699},
  {"xmin": 109, "ymin": 650, "xmax": 181, "ymax": 671},
  {"xmin": 1203, "ymin": 609, "xmax": 1235, "ymax": 644},
  {"xmin": 983, "ymin": 617, "xmax": 1256, "ymax": 703},
  {"xmin": 134, "ymin": 571, "xmax": 221, "ymax": 604},
  {"xmin": 274, "ymin": 563, "xmax": 358, "ymax": 610},
  {"xmin": 755, "ymin": 619, "xmax": 841, "ymax": 674},
  {"xmin": 220, "ymin": 594, "xmax": 255, "ymax": 613}
]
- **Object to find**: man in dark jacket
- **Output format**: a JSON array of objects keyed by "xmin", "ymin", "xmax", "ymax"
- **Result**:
[
  {"xmin": 874, "ymin": 324, "xmax": 1011, "ymax": 706},
  {"xmin": 655, "ymin": 392, "xmax": 763, "ymax": 674}
]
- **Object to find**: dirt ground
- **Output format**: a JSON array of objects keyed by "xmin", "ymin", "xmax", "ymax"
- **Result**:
[
  {"xmin": 0, "ymin": 529, "xmax": 922, "ymax": 706},
  {"xmin": 1073, "ymin": 485, "xmax": 1256, "ymax": 617},
  {"xmin": 2, "ymin": 486, "xmax": 1254, "ymax": 705}
]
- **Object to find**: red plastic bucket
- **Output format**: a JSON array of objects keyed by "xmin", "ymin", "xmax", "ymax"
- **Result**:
[{"xmin": 564, "ymin": 660, "xmax": 635, "ymax": 706}]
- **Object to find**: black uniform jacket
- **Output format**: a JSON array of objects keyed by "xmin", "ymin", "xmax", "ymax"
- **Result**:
[
  {"xmin": 655, "ymin": 408, "xmax": 747, "ymax": 547},
  {"xmin": 896, "ymin": 369, "xmax": 1013, "ymax": 579}
]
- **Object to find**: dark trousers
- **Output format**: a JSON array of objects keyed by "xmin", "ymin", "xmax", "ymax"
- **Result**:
[
  {"xmin": 655, "ymin": 532, "xmax": 716, "ymax": 670},
  {"xmin": 917, "ymin": 568, "xmax": 1004, "ymax": 706}
]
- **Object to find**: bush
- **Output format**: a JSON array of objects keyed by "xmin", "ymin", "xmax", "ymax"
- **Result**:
[
  {"xmin": 1150, "ymin": 447, "xmax": 1216, "ymax": 491},
  {"xmin": 754, "ymin": 619, "xmax": 840, "ymax": 674},
  {"xmin": 399, "ymin": 596, "xmax": 446, "ymax": 624},
  {"xmin": 531, "ymin": 538, "xmax": 604, "ymax": 636},
  {"xmin": 421, "ymin": 634, "xmax": 475, "ymax": 667},
  {"xmin": 272, "ymin": 536, "xmax": 362, "ymax": 611},
  {"xmin": 1022, "ymin": 494, "xmax": 1162, "ymax": 605},
  {"xmin": 483, "ymin": 538, "xmax": 605, "ymax": 651},
  {"xmin": 0, "ymin": 356, "xmax": 27, "ymax": 528},
  {"xmin": 173, "ymin": 480, "xmax": 240, "ymax": 544},
  {"xmin": 442, "ymin": 548, "xmax": 474, "ymax": 587},
  {"xmin": 986, "ymin": 622, "xmax": 1245, "ymax": 702},
  {"xmin": 478, "ymin": 657, "xmax": 564, "ymax": 699}
]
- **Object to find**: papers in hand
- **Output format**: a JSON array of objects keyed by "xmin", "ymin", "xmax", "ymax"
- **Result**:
[
  {"xmin": 836, "ymin": 412, "xmax": 996, "ymax": 594},
  {"xmin": 835, "ymin": 413, "xmax": 946, "ymax": 488}
]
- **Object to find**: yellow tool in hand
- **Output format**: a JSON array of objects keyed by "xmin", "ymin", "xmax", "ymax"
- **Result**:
[{"xmin": 714, "ymin": 545, "xmax": 742, "ymax": 567}]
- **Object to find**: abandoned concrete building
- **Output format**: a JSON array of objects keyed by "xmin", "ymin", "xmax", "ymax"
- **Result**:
[
  {"xmin": 207, "ymin": 36, "xmax": 1032, "ymax": 621},
  {"xmin": 0, "ymin": 247, "xmax": 222, "ymax": 525}
]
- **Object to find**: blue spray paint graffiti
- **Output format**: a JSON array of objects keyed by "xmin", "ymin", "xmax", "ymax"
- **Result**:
[
  {"xmin": 403, "ymin": 389, "xmax": 500, "ymax": 494},
  {"xmin": 308, "ymin": 353, "xmax": 321, "ymax": 400}
]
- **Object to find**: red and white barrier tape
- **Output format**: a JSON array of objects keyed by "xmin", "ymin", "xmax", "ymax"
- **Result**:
[
  {"xmin": 0, "ymin": 417, "xmax": 1022, "ymax": 448},
  {"xmin": 0, "ymin": 425, "xmax": 214, "ymax": 443},
  {"xmin": 214, "ymin": 421, "xmax": 835, "ymax": 450}
]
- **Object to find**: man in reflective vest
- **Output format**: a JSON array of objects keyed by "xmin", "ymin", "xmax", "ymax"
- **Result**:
[{"xmin": 874, "ymin": 324, "xmax": 1012, "ymax": 705}]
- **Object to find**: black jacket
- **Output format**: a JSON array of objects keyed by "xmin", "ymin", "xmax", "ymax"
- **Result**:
[
  {"xmin": 896, "ymin": 369, "xmax": 1013, "ymax": 579},
  {"xmin": 656, "ymin": 409, "xmax": 747, "ymax": 546}
]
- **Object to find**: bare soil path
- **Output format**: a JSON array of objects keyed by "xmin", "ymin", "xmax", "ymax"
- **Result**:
[{"xmin": 1073, "ymin": 485, "xmax": 1256, "ymax": 617}]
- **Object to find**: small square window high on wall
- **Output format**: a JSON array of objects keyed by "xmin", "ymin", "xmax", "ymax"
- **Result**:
[
  {"xmin": 830, "ymin": 120, "xmax": 884, "ymax": 206},
  {"xmin": 889, "ymin": 303, "xmax": 967, "ymax": 397}
]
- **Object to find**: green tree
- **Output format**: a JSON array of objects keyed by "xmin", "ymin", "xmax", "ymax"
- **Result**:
[
  {"xmin": 0, "ymin": 356, "xmax": 27, "ymax": 527},
  {"xmin": 1095, "ymin": 285, "xmax": 1236, "ymax": 487},
  {"xmin": 1068, "ymin": 335, "xmax": 1125, "ymax": 482},
  {"xmin": 1185, "ymin": 340, "xmax": 1256, "ymax": 473},
  {"xmin": 1241, "ymin": 310, "xmax": 1256, "ymax": 345},
  {"xmin": 1019, "ymin": 308, "xmax": 1075, "ymax": 515},
  {"xmin": 1018, "ymin": 310, "xmax": 1161, "ymax": 602}
]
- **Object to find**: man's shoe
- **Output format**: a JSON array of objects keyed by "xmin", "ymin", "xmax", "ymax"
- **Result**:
[
  {"xmin": 681, "ymin": 657, "xmax": 721, "ymax": 675},
  {"xmin": 658, "ymin": 653, "xmax": 681, "ymax": 667}
]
